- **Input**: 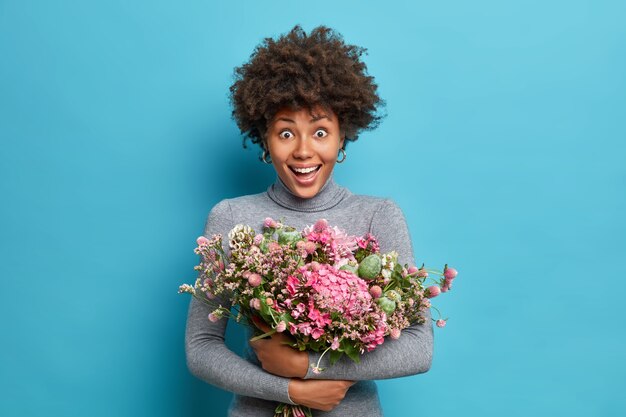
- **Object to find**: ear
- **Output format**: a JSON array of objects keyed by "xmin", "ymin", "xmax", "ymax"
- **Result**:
[{"xmin": 339, "ymin": 133, "xmax": 345, "ymax": 150}]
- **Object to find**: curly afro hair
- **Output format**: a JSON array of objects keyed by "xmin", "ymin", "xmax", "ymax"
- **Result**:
[{"xmin": 228, "ymin": 24, "xmax": 387, "ymax": 150}]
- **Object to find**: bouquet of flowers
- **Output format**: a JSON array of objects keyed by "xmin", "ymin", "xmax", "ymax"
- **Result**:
[{"xmin": 179, "ymin": 218, "xmax": 458, "ymax": 417}]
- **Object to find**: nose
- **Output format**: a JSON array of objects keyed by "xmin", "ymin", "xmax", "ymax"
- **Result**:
[{"xmin": 292, "ymin": 136, "xmax": 313, "ymax": 159}]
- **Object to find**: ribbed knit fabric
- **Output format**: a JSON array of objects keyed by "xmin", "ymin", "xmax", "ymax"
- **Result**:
[{"xmin": 185, "ymin": 174, "xmax": 434, "ymax": 417}]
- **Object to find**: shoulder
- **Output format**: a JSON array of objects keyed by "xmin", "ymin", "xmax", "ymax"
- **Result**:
[
  {"xmin": 224, "ymin": 190, "xmax": 268, "ymax": 208},
  {"xmin": 346, "ymin": 192, "xmax": 405, "ymax": 219},
  {"xmin": 205, "ymin": 191, "xmax": 268, "ymax": 222}
]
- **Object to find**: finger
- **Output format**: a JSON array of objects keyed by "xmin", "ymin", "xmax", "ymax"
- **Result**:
[{"xmin": 249, "ymin": 338, "xmax": 267, "ymax": 349}]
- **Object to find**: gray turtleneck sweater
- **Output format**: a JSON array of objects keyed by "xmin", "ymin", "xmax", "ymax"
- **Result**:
[{"xmin": 185, "ymin": 175, "xmax": 434, "ymax": 417}]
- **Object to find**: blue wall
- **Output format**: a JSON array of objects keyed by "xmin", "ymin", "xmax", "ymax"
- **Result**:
[{"xmin": 1, "ymin": 1, "xmax": 625, "ymax": 416}]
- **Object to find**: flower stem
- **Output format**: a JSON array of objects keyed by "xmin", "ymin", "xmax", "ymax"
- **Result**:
[
  {"xmin": 314, "ymin": 346, "xmax": 333, "ymax": 371},
  {"xmin": 429, "ymin": 305, "xmax": 442, "ymax": 319},
  {"xmin": 249, "ymin": 328, "xmax": 276, "ymax": 342}
]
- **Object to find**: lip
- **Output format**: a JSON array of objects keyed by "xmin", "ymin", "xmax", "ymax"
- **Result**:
[
  {"xmin": 289, "ymin": 164, "xmax": 321, "ymax": 170},
  {"xmin": 288, "ymin": 164, "xmax": 322, "ymax": 186}
]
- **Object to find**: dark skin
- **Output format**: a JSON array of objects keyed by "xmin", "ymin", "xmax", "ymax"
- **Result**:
[{"xmin": 249, "ymin": 321, "xmax": 355, "ymax": 412}]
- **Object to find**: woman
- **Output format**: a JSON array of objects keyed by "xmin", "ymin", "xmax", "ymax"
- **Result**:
[{"xmin": 185, "ymin": 24, "xmax": 434, "ymax": 417}]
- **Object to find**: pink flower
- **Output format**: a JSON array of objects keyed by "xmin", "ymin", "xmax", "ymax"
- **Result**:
[
  {"xmin": 390, "ymin": 328, "xmax": 401, "ymax": 339},
  {"xmin": 311, "ymin": 328, "xmax": 325, "ymax": 340},
  {"xmin": 331, "ymin": 337, "xmax": 340, "ymax": 350},
  {"xmin": 436, "ymin": 319, "xmax": 447, "ymax": 328},
  {"xmin": 264, "ymin": 217, "xmax": 278, "ymax": 228},
  {"xmin": 275, "ymin": 321, "xmax": 287, "ymax": 333},
  {"xmin": 407, "ymin": 265, "xmax": 419, "ymax": 275},
  {"xmin": 308, "ymin": 308, "xmax": 331, "ymax": 328},
  {"xmin": 297, "ymin": 323, "xmax": 312, "ymax": 336},
  {"xmin": 311, "ymin": 366, "xmax": 322, "ymax": 375},
  {"xmin": 417, "ymin": 268, "xmax": 429, "ymax": 278},
  {"xmin": 196, "ymin": 236, "xmax": 210, "ymax": 247},
  {"xmin": 253, "ymin": 234, "xmax": 263, "ymax": 245},
  {"xmin": 444, "ymin": 267, "xmax": 458, "ymax": 280},
  {"xmin": 313, "ymin": 219, "xmax": 328, "ymax": 232},
  {"xmin": 247, "ymin": 273, "xmax": 262, "ymax": 287},
  {"xmin": 268, "ymin": 242, "xmax": 281, "ymax": 252},
  {"xmin": 444, "ymin": 277, "xmax": 454, "ymax": 290},
  {"xmin": 249, "ymin": 298, "xmax": 261, "ymax": 310},
  {"xmin": 426, "ymin": 285, "xmax": 441, "ymax": 298},
  {"xmin": 304, "ymin": 241, "xmax": 317, "ymax": 254},
  {"xmin": 208, "ymin": 313, "xmax": 219, "ymax": 322},
  {"xmin": 286, "ymin": 276, "xmax": 299, "ymax": 296}
]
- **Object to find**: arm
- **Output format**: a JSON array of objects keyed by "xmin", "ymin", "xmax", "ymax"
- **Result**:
[
  {"xmin": 303, "ymin": 199, "xmax": 434, "ymax": 380},
  {"xmin": 184, "ymin": 200, "xmax": 296, "ymax": 404}
]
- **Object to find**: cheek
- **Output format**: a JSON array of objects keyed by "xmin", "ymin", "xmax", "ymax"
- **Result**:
[{"xmin": 322, "ymin": 146, "xmax": 340, "ymax": 163}]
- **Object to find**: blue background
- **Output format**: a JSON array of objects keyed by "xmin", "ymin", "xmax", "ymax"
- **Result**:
[{"xmin": 1, "ymin": 1, "xmax": 625, "ymax": 416}]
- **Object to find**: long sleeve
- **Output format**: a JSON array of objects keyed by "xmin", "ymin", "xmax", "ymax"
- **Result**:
[
  {"xmin": 303, "ymin": 199, "xmax": 434, "ymax": 380},
  {"xmin": 185, "ymin": 200, "xmax": 296, "ymax": 404}
]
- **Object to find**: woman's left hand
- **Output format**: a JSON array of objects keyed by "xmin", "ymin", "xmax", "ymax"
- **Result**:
[{"xmin": 249, "ymin": 320, "xmax": 309, "ymax": 378}]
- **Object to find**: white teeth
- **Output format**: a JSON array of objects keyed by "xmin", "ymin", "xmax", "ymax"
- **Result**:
[{"xmin": 292, "ymin": 166, "xmax": 319, "ymax": 174}]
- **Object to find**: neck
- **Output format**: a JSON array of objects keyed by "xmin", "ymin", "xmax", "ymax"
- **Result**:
[{"xmin": 266, "ymin": 174, "xmax": 349, "ymax": 212}]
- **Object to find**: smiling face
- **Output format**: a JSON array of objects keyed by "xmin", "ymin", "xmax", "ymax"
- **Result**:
[{"xmin": 265, "ymin": 105, "xmax": 345, "ymax": 199}]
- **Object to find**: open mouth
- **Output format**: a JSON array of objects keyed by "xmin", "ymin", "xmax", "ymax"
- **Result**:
[{"xmin": 289, "ymin": 165, "xmax": 322, "ymax": 182}]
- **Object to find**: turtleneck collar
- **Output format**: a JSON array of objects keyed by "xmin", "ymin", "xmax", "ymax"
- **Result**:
[{"xmin": 266, "ymin": 173, "xmax": 349, "ymax": 212}]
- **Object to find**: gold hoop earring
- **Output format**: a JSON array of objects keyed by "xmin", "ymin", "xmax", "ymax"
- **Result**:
[
  {"xmin": 337, "ymin": 148, "xmax": 347, "ymax": 163},
  {"xmin": 261, "ymin": 149, "xmax": 272, "ymax": 164}
]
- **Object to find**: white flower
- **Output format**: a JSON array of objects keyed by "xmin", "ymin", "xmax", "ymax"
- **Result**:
[
  {"xmin": 228, "ymin": 224, "xmax": 254, "ymax": 249},
  {"xmin": 382, "ymin": 269, "xmax": 392, "ymax": 280}
]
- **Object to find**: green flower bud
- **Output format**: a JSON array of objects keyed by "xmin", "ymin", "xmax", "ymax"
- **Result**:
[
  {"xmin": 339, "ymin": 263, "xmax": 358, "ymax": 275},
  {"xmin": 377, "ymin": 296, "xmax": 396, "ymax": 314},
  {"xmin": 358, "ymin": 254, "xmax": 382, "ymax": 280}
]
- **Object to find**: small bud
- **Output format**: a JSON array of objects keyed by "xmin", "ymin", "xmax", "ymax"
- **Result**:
[
  {"xmin": 248, "ymin": 273, "xmax": 262, "ymax": 287},
  {"xmin": 304, "ymin": 241, "xmax": 317, "ymax": 254},
  {"xmin": 444, "ymin": 267, "xmax": 458, "ymax": 280},
  {"xmin": 196, "ymin": 236, "xmax": 210, "ymax": 247},
  {"xmin": 426, "ymin": 285, "xmax": 441, "ymax": 298},
  {"xmin": 370, "ymin": 285, "xmax": 383, "ymax": 299},
  {"xmin": 249, "ymin": 298, "xmax": 261, "ymax": 310},
  {"xmin": 264, "ymin": 217, "xmax": 277, "ymax": 228},
  {"xmin": 313, "ymin": 219, "xmax": 328, "ymax": 232}
]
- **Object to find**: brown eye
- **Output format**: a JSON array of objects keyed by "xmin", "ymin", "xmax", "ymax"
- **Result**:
[
  {"xmin": 314, "ymin": 129, "xmax": 328, "ymax": 138},
  {"xmin": 279, "ymin": 130, "xmax": 294, "ymax": 139}
]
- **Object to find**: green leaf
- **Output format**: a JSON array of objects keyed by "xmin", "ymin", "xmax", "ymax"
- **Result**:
[
  {"xmin": 329, "ymin": 349, "xmax": 344, "ymax": 366},
  {"xmin": 345, "ymin": 348, "xmax": 361, "ymax": 364},
  {"xmin": 341, "ymin": 340, "xmax": 361, "ymax": 364}
]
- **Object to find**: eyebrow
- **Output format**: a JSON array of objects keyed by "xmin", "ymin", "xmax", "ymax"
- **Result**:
[{"xmin": 275, "ymin": 114, "xmax": 332, "ymax": 123}]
